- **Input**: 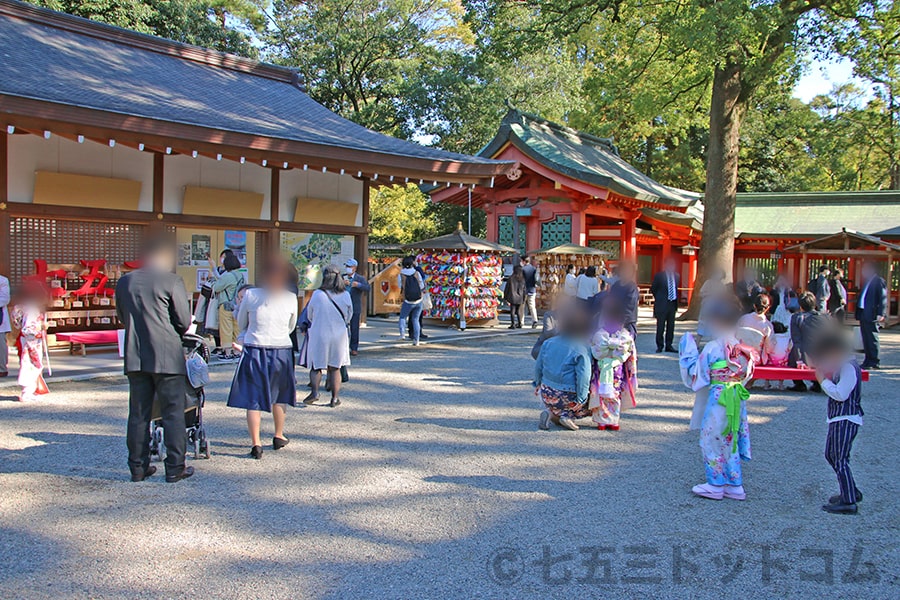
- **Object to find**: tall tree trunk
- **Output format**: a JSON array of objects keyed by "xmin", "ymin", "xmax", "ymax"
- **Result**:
[{"xmin": 682, "ymin": 62, "xmax": 745, "ymax": 319}]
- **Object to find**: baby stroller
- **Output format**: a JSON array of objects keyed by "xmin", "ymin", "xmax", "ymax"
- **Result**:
[{"xmin": 150, "ymin": 333, "xmax": 211, "ymax": 460}]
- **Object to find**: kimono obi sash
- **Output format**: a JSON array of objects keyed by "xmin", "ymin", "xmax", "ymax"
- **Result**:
[{"xmin": 711, "ymin": 359, "xmax": 750, "ymax": 451}]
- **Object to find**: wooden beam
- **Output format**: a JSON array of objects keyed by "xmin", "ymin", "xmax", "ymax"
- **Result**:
[
  {"xmin": 4, "ymin": 201, "xmax": 367, "ymax": 235},
  {"xmin": 0, "ymin": 99, "xmax": 513, "ymax": 184},
  {"xmin": 0, "ymin": 132, "xmax": 8, "ymax": 275},
  {"xmin": 152, "ymin": 152, "xmax": 164, "ymax": 217},
  {"xmin": 269, "ymin": 167, "xmax": 280, "ymax": 254}
]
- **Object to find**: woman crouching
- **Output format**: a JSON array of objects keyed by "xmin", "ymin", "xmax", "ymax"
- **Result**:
[
  {"xmin": 227, "ymin": 257, "xmax": 298, "ymax": 459},
  {"xmin": 534, "ymin": 306, "xmax": 591, "ymax": 431}
]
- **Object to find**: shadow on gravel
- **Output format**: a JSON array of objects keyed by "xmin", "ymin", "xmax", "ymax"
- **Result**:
[
  {"xmin": 0, "ymin": 431, "xmax": 123, "ymax": 481},
  {"xmin": 424, "ymin": 474, "xmax": 563, "ymax": 495},
  {"xmin": 395, "ymin": 416, "xmax": 536, "ymax": 432}
]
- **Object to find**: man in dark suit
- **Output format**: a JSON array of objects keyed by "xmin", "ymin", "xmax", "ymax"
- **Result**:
[
  {"xmin": 650, "ymin": 257, "xmax": 679, "ymax": 352},
  {"xmin": 116, "ymin": 235, "xmax": 194, "ymax": 483},
  {"xmin": 344, "ymin": 258, "xmax": 370, "ymax": 356},
  {"xmin": 813, "ymin": 264, "xmax": 832, "ymax": 313},
  {"xmin": 855, "ymin": 261, "xmax": 887, "ymax": 369},
  {"xmin": 734, "ymin": 267, "xmax": 765, "ymax": 314},
  {"xmin": 609, "ymin": 260, "xmax": 640, "ymax": 341}
]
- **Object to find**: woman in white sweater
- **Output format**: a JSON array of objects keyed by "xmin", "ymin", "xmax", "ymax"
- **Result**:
[
  {"xmin": 303, "ymin": 265, "xmax": 353, "ymax": 408},
  {"xmin": 227, "ymin": 258, "xmax": 298, "ymax": 459}
]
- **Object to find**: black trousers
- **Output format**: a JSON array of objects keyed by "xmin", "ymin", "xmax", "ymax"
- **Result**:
[
  {"xmin": 127, "ymin": 372, "xmax": 187, "ymax": 477},
  {"xmin": 859, "ymin": 318, "xmax": 880, "ymax": 367},
  {"xmin": 655, "ymin": 300, "xmax": 677, "ymax": 350},
  {"xmin": 825, "ymin": 420, "xmax": 859, "ymax": 504},
  {"xmin": 349, "ymin": 310, "xmax": 361, "ymax": 351},
  {"xmin": 509, "ymin": 304, "xmax": 521, "ymax": 326},
  {"xmin": 788, "ymin": 345, "xmax": 805, "ymax": 388}
]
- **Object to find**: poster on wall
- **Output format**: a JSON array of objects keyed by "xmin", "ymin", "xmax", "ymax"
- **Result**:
[
  {"xmin": 224, "ymin": 230, "xmax": 248, "ymax": 266},
  {"xmin": 177, "ymin": 243, "xmax": 191, "ymax": 267},
  {"xmin": 280, "ymin": 232, "xmax": 355, "ymax": 290},
  {"xmin": 196, "ymin": 268, "xmax": 210, "ymax": 291},
  {"xmin": 191, "ymin": 234, "xmax": 211, "ymax": 266}
]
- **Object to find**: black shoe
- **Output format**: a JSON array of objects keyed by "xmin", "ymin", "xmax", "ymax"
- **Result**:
[
  {"xmin": 165, "ymin": 466, "xmax": 195, "ymax": 482},
  {"xmin": 788, "ymin": 383, "xmax": 807, "ymax": 392},
  {"xmin": 665, "ymin": 346, "xmax": 678, "ymax": 353},
  {"xmin": 532, "ymin": 322, "xmax": 539, "ymax": 329},
  {"xmin": 329, "ymin": 398, "xmax": 342, "ymax": 408},
  {"xmin": 273, "ymin": 436, "xmax": 289, "ymax": 450},
  {"xmin": 829, "ymin": 490, "xmax": 862, "ymax": 505},
  {"xmin": 303, "ymin": 394, "xmax": 320, "ymax": 405},
  {"xmin": 131, "ymin": 465, "xmax": 157, "ymax": 482},
  {"xmin": 250, "ymin": 446, "xmax": 263, "ymax": 459},
  {"xmin": 508, "ymin": 325, "xmax": 516, "ymax": 329},
  {"xmin": 419, "ymin": 333, "xmax": 430, "ymax": 339},
  {"xmin": 810, "ymin": 382, "xmax": 822, "ymax": 393},
  {"xmin": 822, "ymin": 502, "xmax": 857, "ymax": 515},
  {"xmin": 656, "ymin": 348, "xmax": 663, "ymax": 353},
  {"xmin": 868, "ymin": 364, "xmax": 881, "ymax": 370}
]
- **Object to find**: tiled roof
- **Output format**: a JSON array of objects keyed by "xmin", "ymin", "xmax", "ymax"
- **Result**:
[
  {"xmin": 0, "ymin": 0, "xmax": 505, "ymax": 168},
  {"xmin": 480, "ymin": 110, "xmax": 700, "ymax": 207},
  {"xmin": 734, "ymin": 191, "xmax": 900, "ymax": 237}
]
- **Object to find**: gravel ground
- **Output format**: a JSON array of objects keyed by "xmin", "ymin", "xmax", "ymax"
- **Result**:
[{"xmin": 0, "ymin": 327, "xmax": 898, "ymax": 599}]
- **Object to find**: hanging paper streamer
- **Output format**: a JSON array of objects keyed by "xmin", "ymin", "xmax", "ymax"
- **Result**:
[{"xmin": 416, "ymin": 251, "xmax": 503, "ymax": 321}]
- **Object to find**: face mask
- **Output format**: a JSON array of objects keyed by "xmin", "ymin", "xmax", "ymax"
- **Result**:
[{"xmin": 345, "ymin": 267, "xmax": 354, "ymax": 275}]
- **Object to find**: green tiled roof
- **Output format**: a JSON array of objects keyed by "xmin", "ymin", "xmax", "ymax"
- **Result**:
[
  {"xmin": 734, "ymin": 191, "xmax": 900, "ymax": 237},
  {"xmin": 480, "ymin": 110, "xmax": 699, "ymax": 208}
]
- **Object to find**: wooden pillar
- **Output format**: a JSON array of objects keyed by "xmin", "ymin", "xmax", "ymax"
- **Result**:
[
  {"xmin": 799, "ymin": 249, "xmax": 808, "ymax": 291},
  {"xmin": 687, "ymin": 252, "xmax": 698, "ymax": 304},
  {"xmin": 357, "ymin": 177, "xmax": 370, "ymax": 323},
  {"xmin": 621, "ymin": 213, "xmax": 637, "ymax": 260},
  {"xmin": 571, "ymin": 209, "xmax": 586, "ymax": 246},
  {"xmin": 661, "ymin": 236, "xmax": 672, "ymax": 258},
  {"xmin": 150, "ymin": 152, "xmax": 164, "ymax": 233},
  {"xmin": 269, "ymin": 167, "xmax": 281, "ymax": 254},
  {"xmin": 0, "ymin": 132, "xmax": 8, "ymax": 276},
  {"xmin": 484, "ymin": 204, "xmax": 498, "ymax": 242}
]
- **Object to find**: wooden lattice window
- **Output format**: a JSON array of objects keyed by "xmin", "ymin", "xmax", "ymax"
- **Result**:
[
  {"xmin": 541, "ymin": 215, "xmax": 572, "ymax": 249},
  {"xmin": 498, "ymin": 215, "xmax": 526, "ymax": 254},
  {"xmin": 9, "ymin": 217, "xmax": 148, "ymax": 285},
  {"xmin": 589, "ymin": 239, "xmax": 620, "ymax": 260}
]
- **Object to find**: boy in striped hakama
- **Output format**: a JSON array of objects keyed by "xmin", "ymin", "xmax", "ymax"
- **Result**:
[{"xmin": 812, "ymin": 333, "xmax": 864, "ymax": 515}]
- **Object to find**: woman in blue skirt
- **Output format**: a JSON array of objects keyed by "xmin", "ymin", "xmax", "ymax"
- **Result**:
[{"xmin": 227, "ymin": 257, "xmax": 298, "ymax": 459}]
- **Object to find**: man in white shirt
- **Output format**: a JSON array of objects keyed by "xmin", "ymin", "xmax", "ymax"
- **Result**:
[{"xmin": 0, "ymin": 273, "xmax": 10, "ymax": 377}]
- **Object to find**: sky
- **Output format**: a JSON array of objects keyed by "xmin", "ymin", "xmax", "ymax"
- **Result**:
[{"xmin": 793, "ymin": 56, "xmax": 871, "ymax": 102}]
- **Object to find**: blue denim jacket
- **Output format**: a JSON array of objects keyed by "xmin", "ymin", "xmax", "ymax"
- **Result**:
[{"xmin": 533, "ymin": 335, "xmax": 592, "ymax": 402}]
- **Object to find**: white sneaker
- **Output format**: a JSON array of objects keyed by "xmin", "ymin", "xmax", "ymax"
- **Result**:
[
  {"xmin": 724, "ymin": 485, "xmax": 746, "ymax": 500},
  {"xmin": 691, "ymin": 483, "xmax": 724, "ymax": 500}
]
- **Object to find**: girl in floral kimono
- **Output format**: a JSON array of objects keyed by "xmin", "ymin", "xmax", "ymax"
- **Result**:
[
  {"xmin": 13, "ymin": 285, "xmax": 49, "ymax": 402},
  {"xmin": 679, "ymin": 302, "xmax": 759, "ymax": 501},
  {"xmin": 589, "ymin": 300, "xmax": 637, "ymax": 431}
]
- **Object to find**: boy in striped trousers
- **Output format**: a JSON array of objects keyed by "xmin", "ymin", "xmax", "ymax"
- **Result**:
[{"xmin": 813, "ymin": 333, "xmax": 864, "ymax": 515}]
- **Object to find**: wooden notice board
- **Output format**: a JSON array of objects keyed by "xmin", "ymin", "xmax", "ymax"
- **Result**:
[{"xmin": 34, "ymin": 171, "xmax": 142, "ymax": 210}]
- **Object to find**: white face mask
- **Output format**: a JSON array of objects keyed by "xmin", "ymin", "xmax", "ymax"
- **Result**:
[{"xmin": 345, "ymin": 267, "xmax": 354, "ymax": 275}]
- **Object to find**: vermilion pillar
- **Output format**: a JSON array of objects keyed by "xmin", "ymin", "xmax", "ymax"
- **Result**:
[
  {"xmin": 484, "ymin": 204, "xmax": 498, "ymax": 242},
  {"xmin": 621, "ymin": 214, "xmax": 637, "ymax": 260},
  {"xmin": 571, "ymin": 209, "xmax": 586, "ymax": 246},
  {"xmin": 687, "ymin": 252, "xmax": 698, "ymax": 303}
]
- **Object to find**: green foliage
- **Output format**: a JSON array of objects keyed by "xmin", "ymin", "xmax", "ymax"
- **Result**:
[
  {"xmin": 29, "ymin": 0, "xmax": 259, "ymax": 56},
  {"xmin": 369, "ymin": 184, "xmax": 438, "ymax": 245}
]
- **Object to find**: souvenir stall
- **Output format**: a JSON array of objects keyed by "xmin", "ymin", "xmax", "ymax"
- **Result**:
[
  {"xmin": 532, "ymin": 243, "xmax": 610, "ymax": 309},
  {"xmin": 406, "ymin": 224, "xmax": 515, "ymax": 329}
]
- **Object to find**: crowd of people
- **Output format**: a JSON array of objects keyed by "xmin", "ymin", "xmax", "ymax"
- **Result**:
[{"xmin": 0, "ymin": 241, "xmax": 887, "ymax": 513}]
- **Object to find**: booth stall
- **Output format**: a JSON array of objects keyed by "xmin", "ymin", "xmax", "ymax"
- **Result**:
[
  {"xmin": 406, "ymin": 224, "xmax": 514, "ymax": 329},
  {"xmin": 532, "ymin": 243, "xmax": 610, "ymax": 309}
]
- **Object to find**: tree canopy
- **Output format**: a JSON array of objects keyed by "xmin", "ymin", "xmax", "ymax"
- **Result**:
[{"xmin": 29, "ymin": 0, "xmax": 899, "ymax": 246}]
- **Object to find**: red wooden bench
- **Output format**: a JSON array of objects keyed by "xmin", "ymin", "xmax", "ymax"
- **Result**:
[
  {"xmin": 56, "ymin": 330, "xmax": 120, "ymax": 356},
  {"xmin": 754, "ymin": 366, "xmax": 870, "ymax": 382}
]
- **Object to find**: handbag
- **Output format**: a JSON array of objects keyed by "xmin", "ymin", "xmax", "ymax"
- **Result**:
[{"xmin": 422, "ymin": 291, "xmax": 433, "ymax": 312}]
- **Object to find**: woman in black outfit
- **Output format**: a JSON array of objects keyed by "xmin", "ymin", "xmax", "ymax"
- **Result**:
[{"xmin": 505, "ymin": 264, "xmax": 526, "ymax": 329}]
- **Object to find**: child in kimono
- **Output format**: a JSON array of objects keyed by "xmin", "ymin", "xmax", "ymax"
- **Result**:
[
  {"xmin": 764, "ymin": 322, "xmax": 792, "ymax": 390},
  {"xmin": 679, "ymin": 302, "xmax": 760, "ymax": 501},
  {"xmin": 12, "ymin": 284, "xmax": 49, "ymax": 402},
  {"xmin": 589, "ymin": 300, "xmax": 637, "ymax": 431}
]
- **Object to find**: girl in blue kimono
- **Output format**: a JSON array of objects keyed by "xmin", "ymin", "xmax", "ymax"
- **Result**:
[{"xmin": 680, "ymin": 302, "xmax": 759, "ymax": 501}]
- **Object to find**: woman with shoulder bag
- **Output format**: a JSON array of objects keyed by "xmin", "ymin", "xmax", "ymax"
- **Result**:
[
  {"xmin": 211, "ymin": 252, "xmax": 244, "ymax": 360},
  {"xmin": 303, "ymin": 265, "xmax": 353, "ymax": 408}
]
